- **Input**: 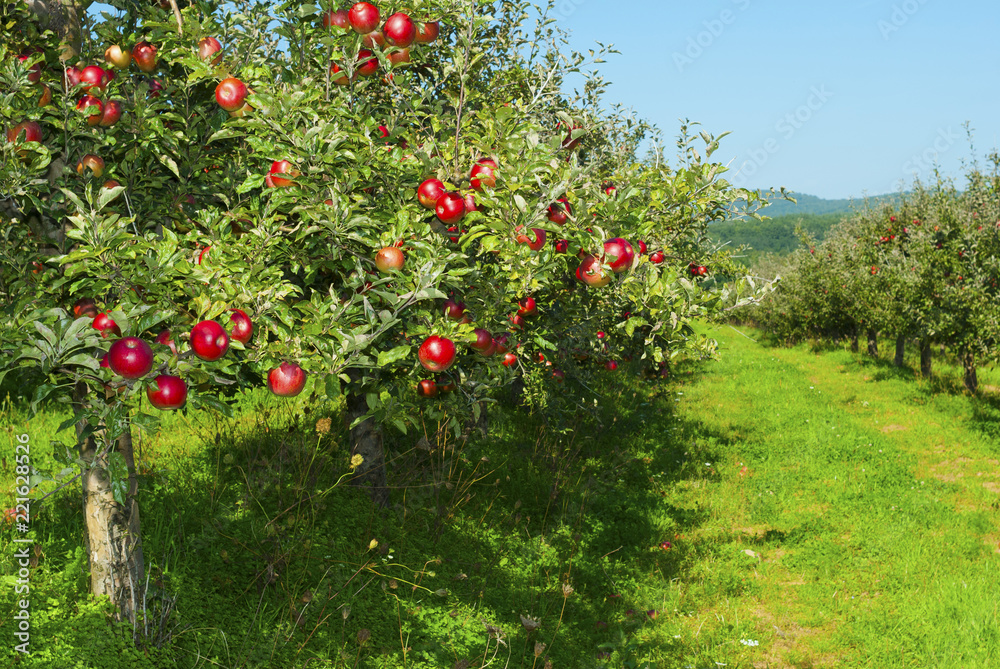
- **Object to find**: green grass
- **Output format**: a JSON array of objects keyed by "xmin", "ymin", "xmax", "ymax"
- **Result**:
[{"xmin": 1, "ymin": 329, "xmax": 998, "ymax": 668}]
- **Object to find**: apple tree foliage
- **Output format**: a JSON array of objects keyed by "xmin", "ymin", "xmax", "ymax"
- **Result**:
[{"xmin": 0, "ymin": 0, "xmax": 770, "ymax": 620}]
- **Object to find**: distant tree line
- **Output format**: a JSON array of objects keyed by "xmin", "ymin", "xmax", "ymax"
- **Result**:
[{"xmin": 711, "ymin": 213, "xmax": 845, "ymax": 265}]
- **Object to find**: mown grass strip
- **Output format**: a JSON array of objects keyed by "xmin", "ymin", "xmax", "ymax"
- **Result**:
[{"xmin": 661, "ymin": 325, "xmax": 1000, "ymax": 668}]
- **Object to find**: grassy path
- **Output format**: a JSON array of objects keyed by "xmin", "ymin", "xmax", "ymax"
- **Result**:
[{"xmin": 664, "ymin": 325, "xmax": 1000, "ymax": 668}]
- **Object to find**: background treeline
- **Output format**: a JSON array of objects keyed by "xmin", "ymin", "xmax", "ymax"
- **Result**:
[{"xmin": 711, "ymin": 212, "xmax": 843, "ymax": 265}]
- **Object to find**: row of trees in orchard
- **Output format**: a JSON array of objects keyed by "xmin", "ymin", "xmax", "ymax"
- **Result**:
[
  {"xmin": 739, "ymin": 148, "xmax": 1000, "ymax": 392},
  {"xmin": 1, "ymin": 0, "xmax": 766, "ymax": 638}
]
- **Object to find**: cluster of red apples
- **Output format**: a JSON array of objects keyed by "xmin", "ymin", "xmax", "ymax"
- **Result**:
[
  {"xmin": 212, "ymin": 2, "xmax": 438, "ymax": 117},
  {"xmin": 72, "ymin": 297, "xmax": 305, "ymax": 410},
  {"xmin": 324, "ymin": 2, "xmax": 439, "ymax": 85},
  {"xmin": 6, "ymin": 37, "xmax": 229, "ymax": 194},
  {"xmin": 416, "ymin": 157, "xmax": 495, "ymax": 241}
]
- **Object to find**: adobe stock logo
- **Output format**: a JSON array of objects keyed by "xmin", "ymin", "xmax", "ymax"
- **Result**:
[
  {"xmin": 878, "ymin": 0, "xmax": 932, "ymax": 40},
  {"xmin": 734, "ymin": 86, "xmax": 833, "ymax": 187},
  {"xmin": 901, "ymin": 128, "xmax": 960, "ymax": 180},
  {"xmin": 552, "ymin": 0, "xmax": 587, "ymax": 21},
  {"xmin": 673, "ymin": 0, "xmax": 752, "ymax": 73}
]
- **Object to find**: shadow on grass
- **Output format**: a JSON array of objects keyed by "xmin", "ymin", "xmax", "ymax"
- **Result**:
[{"xmin": 1, "ymin": 360, "xmax": 742, "ymax": 668}]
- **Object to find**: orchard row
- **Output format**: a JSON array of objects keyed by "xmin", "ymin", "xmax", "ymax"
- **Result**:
[{"xmin": 739, "ymin": 160, "xmax": 1000, "ymax": 392}]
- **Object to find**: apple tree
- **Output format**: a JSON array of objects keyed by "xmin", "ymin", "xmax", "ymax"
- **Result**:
[{"xmin": 1, "ymin": 0, "xmax": 770, "ymax": 634}]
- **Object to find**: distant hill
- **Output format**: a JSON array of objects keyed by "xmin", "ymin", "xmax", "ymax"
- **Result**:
[
  {"xmin": 711, "ymin": 212, "xmax": 843, "ymax": 266},
  {"xmin": 750, "ymin": 191, "xmax": 902, "ymax": 217},
  {"xmin": 712, "ymin": 191, "xmax": 906, "ymax": 266}
]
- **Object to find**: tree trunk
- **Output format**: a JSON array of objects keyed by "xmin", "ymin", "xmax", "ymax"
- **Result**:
[
  {"xmin": 962, "ymin": 350, "xmax": 978, "ymax": 393},
  {"xmin": 850, "ymin": 327, "xmax": 859, "ymax": 353},
  {"xmin": 24, "ymin": 0, "xmax": 93, "ymax": 60},
  {"xmin": 75, "ymin": 383, "xmax": 145, "ymax": 628},
  {"xmin": 920, "ymin": 339, "xmax": 932, "ymax": 378},
  {"xmin": 866, "ymin": 329, "xmax": 878, "ymax": 357},
  {"xmin": 346, "ymin": 385, "xmax": 388, "ymax": 508},
  {"xmin": 894, "ymin": 335, "xmax": 905, "ymax": 367}
]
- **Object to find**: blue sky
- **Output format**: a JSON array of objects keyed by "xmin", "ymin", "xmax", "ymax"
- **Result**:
[{"xmin": 552, "ymin": 0, "xmax": 1000, "ymax": 199}]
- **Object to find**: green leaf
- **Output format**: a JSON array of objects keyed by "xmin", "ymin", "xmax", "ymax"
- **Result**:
[
  {"xmin": 193, "ymin": 393, "xmax": 234, "ymax": 418},
  {"xmin": 376, "ymin": 345, "xmax": 410, "ymax": 368},
  {"xmin": 325, "ymin": 373, "xmax": 341, "ymax": 398}
]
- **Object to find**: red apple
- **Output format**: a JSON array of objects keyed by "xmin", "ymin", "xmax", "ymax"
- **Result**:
[
  {"xmin": 470, "ymin": 328, "xmax": 494, "ymax": 353},
  {"xmin": 190, "ymin": 320, "xmax": 229, "ymax": 361},
  {"xmin": 99, "ymin": 100, "xmax": 122, "ymax": 127},
  {"xmin": 72, "ymin": 297, "xmax": 99, "ymax": 319},
  {"xmin": 146, "ymin": 78, "xmax": 164, "ymax": 98},
  {"xmin": 64, "ymin": 66, "xmax": 82, "ymax": 88},
  {"xmin": 502, "ymin": 352, "xmax": 517, "ymax": 367},
  {"xmin": 649, "ymin": 251, "xmax": 665, "ymax": 265},
  {"xmin": 362, "ymin": 30, "xmax": 385, "ymax": 48},
  {"xmin": 7, "ymin": 121, "xmax": 42, "ymax": 145},
  {"xmin": 508, "ymin": 313, "xmax": 525, "ymax": 330},
  {"xmin": 268, "ymin": 361, "xmax": 307, "ymax": 397},
  {"xmin": 417, "ymin": 379, "xmax": 438, "ymax": 398},
  {"xmin": 348, "ymin": 2, "xmax": 380, "ymax": 33},
  {"xmin": 131, "ymin": 41, "xmax": 158, "ymax": 72},
  {"xmin": 463, "ymin": 192, "xmax": 478, "ymax": 213},
  {"xmin": 268, "ymin": 160, "xmax": 298, "ymax": 187},
  {"xmin": 605, "ymin": 360, "xmax": 618, "ymax": 371},
  {"xmin": 77, "ymin": 95, "xmax": 103, "ymax": 125},
  {"xmin": 323, "ymin": 8, "xmax": 350, "ymax": 29},
  {"xmin": 436, "ymin": 191, "xmax": 466, "ymax": 225},
  {"xmin": 442, "ymin": 299, "xmax": 466, "ymax": 320},
  {"xmin": 493, "ymin": 333, "xmax": 510, "ymax": 355},
  {"xmin": 547, "ymin": 198, "xmax": 571, "ymax": 225},
  {"xmin": 517, "ymin": 296, "xmax": 537, "ymax": 317},
  {"xmin": 603, "ymin": 238, "xmax": 635, "ymax": 273},
  {"xmin": 516, "ymin": 227, "xmax": 546, "ymax": 251},
  {"xmin": 387, "ymin": 48, "xmax": 410, "ymax": 67},
  {"xmin": 198, "ymin": 37, "xmax": 223, "ymax": 64},
  {"xmin": 637, "ymin": 240, "xmax": 647, "ymax": 255},
  {"xmin": 356, "ymin": 48, "xmax": 378, "ymax": 77},
  {"xmin": 329, "ymin": 62, "xmax": 354, "ymax": 86},
  {"xmin": 92, "ymin": 312, "xmax": 121, "ymax": 338},
  {"xmin": 560, "ymin": 122, "xmax": 582, "ymax": 150},
  {"xmin": 418, "ymin": 335, "xmax": 457, "ymax": 372},
  {"xmin": 553, "ymin": 239, "xmax": 569, "ymax": 253},
  {"xmin": 417, "ymin": 178, "xmax": 446, "ymax": 209},
  {"xmin": 154, "ymin": 329, "xmax": 178, "ymax": 355},
  {"xmin": 79, "ymin": 65, "xmax": 109, "ymax": 93},
  {"xmin": 604, "ymin": 184, "xmax": 616, "ymax": 197},
  {"xmin": 383, "ymin": 12, "xmax": 416, "ymax": 47},
  {"xmin": 375, "ymin": 246, "xmax": 404, "ymax": 272},
  {"xmin": 552, "ymin": 369, "xmax": 565, "ymax": 382},
  {"xmin": 16, "ymin": 53, "xmax": 42, "ymax": 83},
  {"xmin": 215, "ymin": 77, "xmax": 248, "ymax": 112},
  {"xmin": 229, "ymin": 309, "xmax": 253, "ymax": 344},
  {"xmin": 576, "ymin": 254, "xmax": 611, "ymax": 287},
  {"xmin": 147, "ymin": 374, "xmax": 187, "ymax": 410},
  {"xmin": 37, "ymin": 84, "xmax": 52, "ymax": 107},
  {"xmin": 470, "ymin": 158, "xmax": 497, "ymax": 191},
  {"xmin": 108, "ymin": 337, "xmax": 154, "ymax": 379},
  {"xmin": 76, "ymin": 154, "xmax": 105, "ymax": 178},
  {"xmin": 415, "ymin": 21, "xmax": 439, "ymax": 43},
  {"xmin": 100, "ymin": 354, "xmax": 110, "ymax": 368}
]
